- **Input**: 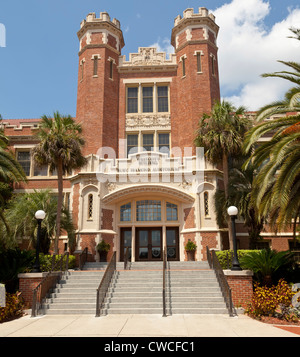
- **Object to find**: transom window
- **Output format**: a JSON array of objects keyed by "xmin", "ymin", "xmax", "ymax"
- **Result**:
[
  {"xmin": 120, "ymin": 201, "xmax": 178, "ymax": 222},
  {"xmin": 136, "ymin": 200, "xmax": 161, "ymax": 221},
  {"xmin": 120, "ymin": 203, "xmax": 131, "ymax": 221},
  {"xmin": 166, "ymin": 202, "xmax": 178, "ymax": 221}
]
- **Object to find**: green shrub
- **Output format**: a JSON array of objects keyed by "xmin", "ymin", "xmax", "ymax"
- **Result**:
[
  {"xmin": 185, "ymin": 241, "xmax": 197, "ymax": 251},
  {"xmin": 215, "ymin": 250, "xmax": 261, "ymax": 270},
  {"xmin": 38, "ymin": 254, "xmax": 76, "ymax": 272},
  {"xmin": 0, "ymin": 292, "xmax": 25, "ymax": 323}
]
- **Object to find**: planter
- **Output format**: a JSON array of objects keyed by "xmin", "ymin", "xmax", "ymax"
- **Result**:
[
  {"xmin": 99, "ymin": 251, "xmax": 108, "ymax": 262},
  {"xmin": 187, "ymin": 250, "xmax": 195, "ymax": 261}
]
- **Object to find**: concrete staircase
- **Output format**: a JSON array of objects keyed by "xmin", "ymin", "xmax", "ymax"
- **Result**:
[{"xmin": 41, "ymin": 261, "xmax": 229, "ymax": 315}]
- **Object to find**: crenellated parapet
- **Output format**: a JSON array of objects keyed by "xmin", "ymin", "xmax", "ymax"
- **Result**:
[
  {"xmin": 171, "ymin": 7, "xmax": 219, "ymax": 51},
  {"xmin": 77, "ymin": 12, "xmax": 125, "ymax": 54}
]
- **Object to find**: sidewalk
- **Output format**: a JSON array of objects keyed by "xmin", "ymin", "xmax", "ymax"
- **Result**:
[{"xmin": 0, "ymin": 312, "xmax": 299, "ymax": 337}]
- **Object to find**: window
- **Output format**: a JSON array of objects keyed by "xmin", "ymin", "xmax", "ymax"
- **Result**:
[
  {"xmin": 136, "ymin": 200, "xmax": 161, "ymax": 221},
  {"xmin": 158, "ymin": 133, "xmax": 170, "ymax": 154},
  {"xmin": 127, "ymin": 134, "xmax": 138, "ymax": 156},
  {"xmin": 93, "ymin": 56, "xmax": 98, "ymax": 76},
  {"xmin": 120, "ymin": 203, "xmax": 131, "ymax": 221},
  {"xmin": 204, "ymin": 192, "xmax": 209, "ymax": 216},
  {"xmin": 109, "ymin": 60, "xmax": 113, "ymax": 79},
  {"xmin": 143, "ymin": 134, "xmax": 154, "ymax": 152},
  {"xmin": 88, "ymin": 194, "xmax": 93, "ymax": 220},
  {"xmin": 211, "ymin": 54, "xmax": 216, "ymax": 76},
  {"xmin": 142, "ymin": 87, "xmax": 153, "ymax": 113},
  {"xmin": 80, "ymin": 59, "xmax": 85, "ymax": 81},
  {"xmin": 33, "ymin": 163, "xmax": 48, "ymax": 176},
  {"xmin": 157, "ymin": 86, "xmax": 169, "ymax": 112},
  {"xmin": 197, "ymin": 52, "xmax": 202, "ymax": 73},
  {"xmin": 182, "ymin": 57, "xmax": 186, "ymax": 77},
  {"xmin": 166, "ymin": 202, "xmax": 178, "ymax": 221},
  {"xmin": 17, "ymin": 151, "xmax": 31, "ymax": 176},
  {"xmin": 127, "ymin": 87, "xmax": 138, "ymax": 113}
]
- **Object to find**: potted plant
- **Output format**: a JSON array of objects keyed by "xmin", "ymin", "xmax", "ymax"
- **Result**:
[
  {"xmin": 185, "ymin": 240, "xmax": 197, "ymax": 261},
  {"xmin": 96, "ymin": 240, "xmax": 110, "ymax": 262}
]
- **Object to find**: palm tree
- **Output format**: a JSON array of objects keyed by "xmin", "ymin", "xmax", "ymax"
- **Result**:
[
  {"xmin": 0, "ymin": 115, "xmax": 27, "ymax": 235},
  {"xmin": 33, "ymin": 112, "xmax": 87, "ymax": 254},
  {"xmin": 2, "ymin": 189, "xmax": 76, "ymax": 253},
  {"xmin": 214, "ymin": 157, "xmax": 264, "ymax": 249},
  {"xmin": 195, "ymin": 100, "xmax": 250, "ymax": 248},
  {"xmin": 243, "ymin": 29, "xmax": 300, "ymax": 242}
]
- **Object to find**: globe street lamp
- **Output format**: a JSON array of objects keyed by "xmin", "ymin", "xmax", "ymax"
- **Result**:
[
  {"xmin": 227, "ymin": 206, "xmax": 242, "ymax": 271},
  {"xmin": 32, "ymin": 210, "xmax": 46, "ymax": 273}
]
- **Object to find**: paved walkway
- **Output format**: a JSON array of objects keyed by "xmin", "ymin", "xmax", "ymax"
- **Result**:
[{"xmin": 0, "ymin": 312, "xmax": 299, "ymax": 337}]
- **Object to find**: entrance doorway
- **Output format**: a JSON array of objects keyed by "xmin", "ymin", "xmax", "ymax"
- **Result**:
[{"xmin": 120, "ymin": 227, "xmax": 179, "ymax": 261}]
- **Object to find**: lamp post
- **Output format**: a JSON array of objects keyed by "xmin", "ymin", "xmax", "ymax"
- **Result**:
[
  {"xmin": 227, "ymin": 206, "xmax": 242, "ymax": 271},
  {"xmin": 32, "ymin": 210, "xmax": 46, "ymax": 273}
]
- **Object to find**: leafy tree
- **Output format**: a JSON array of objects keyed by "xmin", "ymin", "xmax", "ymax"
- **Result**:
[
  {"xmin": 32, "ymin": 112, "xmax": 86, "ymax": 253},
  {"xmin": 195, "ymin": 100, "xmax": 250, "ymax": 248}
]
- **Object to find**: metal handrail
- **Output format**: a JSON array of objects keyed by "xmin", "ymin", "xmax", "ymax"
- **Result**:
[
  {"xmin": 31, "ymin": 252, "xmax": 69, "ymax": 317},
  {"xmin": 162, "ymin": 248, "xmax": 167, "ymax": 317},
  {"xmin": 124, "ymin": 246, "xmax": 130, "ymax": 270},
  {"xmin": 79, "ymin": 247, "xmax": 88, "ymax": 270},
  {"xmin": 96, "ymin": 251, "xmax": 116, "ymax": 317},
  {"xmin": 206, "ymin": 247, "xmax": 235, "ymax": 317}
]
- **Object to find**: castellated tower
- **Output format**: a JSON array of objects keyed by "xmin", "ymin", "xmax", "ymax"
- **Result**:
[
  {"xmin": 76, "ymin": 12, "xmax": 125, "ymax": 155},
  {"xmin": 171, "ymin": 8, "xmax": 220, "ymax": 152}
]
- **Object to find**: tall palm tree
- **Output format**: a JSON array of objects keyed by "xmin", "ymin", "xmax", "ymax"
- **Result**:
[
  {"xmin": 195, "ymin": 100, "xmax": 250, "ymax": 248},
  {"xmin": 33, "ymin": 112, "xmax": 87, "ymax": 254},
  {"xmin": 243, "ymin": 29, "xmax": 300, "ymax": 241}
]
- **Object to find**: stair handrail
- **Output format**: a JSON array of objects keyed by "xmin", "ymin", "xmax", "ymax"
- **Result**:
[
  {"xmin": 162, "ymin": 248, "xmax": 167, "ymax": 317},
  {"xmin": 31, "ymin": 252, "xmax": 69, "ymax": 317},
  {"xmin": 206, "ymin": 246, "xmax": 235, "ymax": 317},
  {"xmin": 124, "ymin": 246, "xmax": 130, "ymax": 270},
  {"xmin": 96, "ymin": 251, "xmax": 116, "ymax": 317},
  {"xmin": 79, "ymin": 247, "xmax": 88, "ymax": 270}
]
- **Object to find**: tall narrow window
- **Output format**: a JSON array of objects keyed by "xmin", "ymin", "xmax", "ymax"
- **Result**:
[
  {"xmin": 157, "ymin": 86, "xmax": 169, "ymax": 112},
  {"xmin": 80, "ymin": 59, "xmax": 85, "ymax": 81},
  {"xmin": 88, "ymin": 194, "xmax": 93, "ymax": 220},
  {"xmin": 197, "ymin": 52, "xmax": 202, "ymax": 73},
  {"xmin": 142, "ymin": 87, "xmax": 153, "ymax": 113},
  {"xmin": 158, "ymin": 133, "xmax": 170, "ymax": 154},
  {"xmin": 17, "ymin": 151, "xmax": 31, "ymax": 176},
  {"xmin": 127, "ymin": 87, "xmax": 138, "ymax": 113},
  {"xmin": 182, "ymin": 57, "xmax": 186, "ymax": 77},
  {"xmin": 109, "ymin": 60, "xmax": 113, "ymax": 79},
  {"xmin": 143, "ymin": 134, "xmax": 154, "ymax": 152},
  {"xmin": 211, "ymin": 55, "xmax": 216, "ymax": 76},
  {"xmin": 93, "ymin": 56, "xmax": 98, "ymax": 76},
  {"xmin": 204, "ymin": 192, "xmax": 209, "ymax": 217}
]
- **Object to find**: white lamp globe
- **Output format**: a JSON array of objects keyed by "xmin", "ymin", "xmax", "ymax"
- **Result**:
[
  {"xmin": 227, "ymin": 206, "xmax": 238, "ymax": 216},
  {"xmin": 35, "ymin": 210, "xmax": 46, "ymax": 220}
]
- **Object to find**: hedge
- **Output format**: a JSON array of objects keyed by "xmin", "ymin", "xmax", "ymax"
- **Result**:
[{"xmin": 215, "ymin": 250, "xmax": 261, "ymax": 270}]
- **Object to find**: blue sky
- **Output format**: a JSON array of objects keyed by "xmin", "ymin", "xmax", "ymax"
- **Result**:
[{"xmin": 0, "ymin": 0, "xmax": 299, "ymax": 119}]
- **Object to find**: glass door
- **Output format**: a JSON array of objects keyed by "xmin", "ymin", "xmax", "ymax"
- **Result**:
[
  {"xmin": 166, "ymin": 227, "xmax": 179, "ymax": 261},
  {"xmin": 120, "ymin": 228, "xmax": 132, "ymax": 261},
  {"xmin": 136, "ymin": 228, "xmax": 162, "ymax": 261}
]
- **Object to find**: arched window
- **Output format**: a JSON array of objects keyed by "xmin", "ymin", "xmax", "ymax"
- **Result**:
[
  {"xmin": 204, "ymin": 192, "xmax": 209, "ymax": 217},
  {"xmin": 88, "ymin": 194, "xmax": 93, "ymax": 220}
]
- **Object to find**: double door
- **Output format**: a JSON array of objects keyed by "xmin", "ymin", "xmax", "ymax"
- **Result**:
[{"xmin": 120, "ymin": 227, "xmax": 179, "ymax": 261}]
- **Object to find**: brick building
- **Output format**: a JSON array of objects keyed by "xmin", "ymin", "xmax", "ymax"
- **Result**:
[{"xmin": 1, "ymin": 8, "xmax": 296, "ymax": 262}]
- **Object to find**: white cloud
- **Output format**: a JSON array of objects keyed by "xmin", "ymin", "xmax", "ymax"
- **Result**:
[
  {"xmin": 148, "ymin": 37, "xmax": 174, "ymax": 59},
  {"xmin": 214, "ymin": 0, "xmax": 300, "ymax": 110}
]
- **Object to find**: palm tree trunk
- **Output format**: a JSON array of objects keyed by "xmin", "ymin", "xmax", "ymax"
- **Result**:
[
  {"xmin": 55, "ymin": 159, "xmax": 63, "ymax": 254},
  {"xmin": 223, "ymin": 154, "xmax": 234, "ymax": 250}
]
